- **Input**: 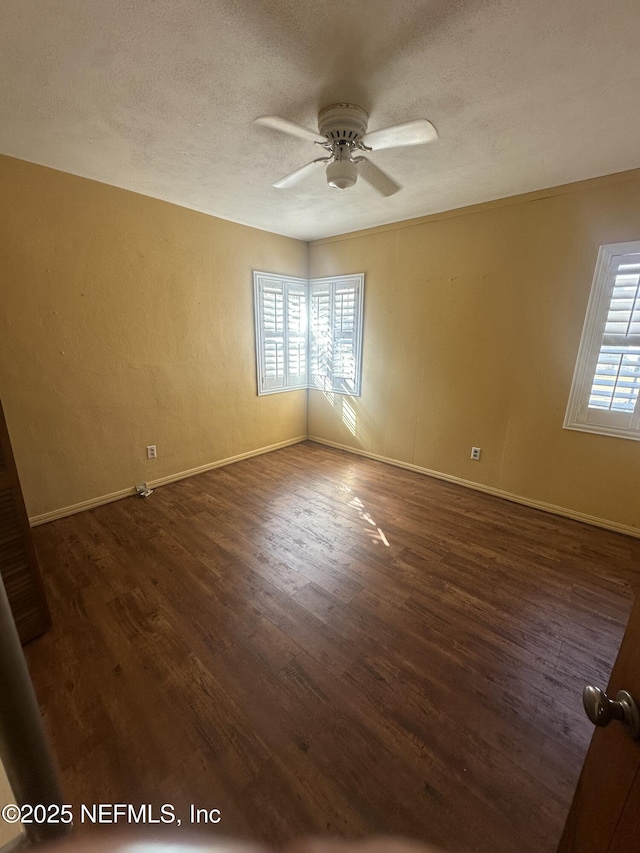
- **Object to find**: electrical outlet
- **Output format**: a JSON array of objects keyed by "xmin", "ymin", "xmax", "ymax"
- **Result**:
[
  {"xmin": 471, "ymin": 447, "xmax": 481, "ymax": 461},
  {"xmin": 146, "ymin": 445, "xmax": 157, "ymax": 460}
]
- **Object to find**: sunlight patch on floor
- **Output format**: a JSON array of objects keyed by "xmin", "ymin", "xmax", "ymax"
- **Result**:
[{"xmin": 338, "ymin": 485, "xmax": 391, "ymax": 547}]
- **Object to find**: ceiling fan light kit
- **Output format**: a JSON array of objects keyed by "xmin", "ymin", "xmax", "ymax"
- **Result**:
[
  {"xmin": 255, "ymin": 102, "xmax": 438, "ymax": 197},
  {"xmin": 326, "ymin": 145, "xmax": 359, "ymax": 190}
]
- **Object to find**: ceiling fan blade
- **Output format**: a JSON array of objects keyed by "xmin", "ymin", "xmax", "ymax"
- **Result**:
[
  {"xmin": 273, "ymin": 158, "xmax": 329, "ymax": 189},
  {"xmin": 356, "ymin": 157, "xmax": 401, "ymax": 197},
  {"xmin": 362, "ymin": 118, "xmax": 438, "ymax": 151},
  {"xmin": 255, "ymin": 115, "xmax": 324, "ymax": 144}
]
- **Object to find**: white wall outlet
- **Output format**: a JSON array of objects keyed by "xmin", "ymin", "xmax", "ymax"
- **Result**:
[
  {"xmin": 471, "ymin": 446, "xmax": 481, "ymax": 460},
  {"xmin": 146, "ymin": 445, "xmax": 157, "ymax": 460}
]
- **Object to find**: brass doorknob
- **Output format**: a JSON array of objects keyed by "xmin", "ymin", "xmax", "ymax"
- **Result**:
[{"xmin": 583, "ymin": 685, "xmax": 640, "ymax": 739}]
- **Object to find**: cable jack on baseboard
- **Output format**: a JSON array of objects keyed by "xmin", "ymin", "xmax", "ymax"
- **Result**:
[{"xmin": 135, "ymin": 483, "xmax": 154, "ymax": 499}]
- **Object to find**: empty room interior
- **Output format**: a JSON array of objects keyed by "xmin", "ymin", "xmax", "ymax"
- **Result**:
[{"xmin": 2, "ymin": 2, "xmax": 640, "ymax": 853}]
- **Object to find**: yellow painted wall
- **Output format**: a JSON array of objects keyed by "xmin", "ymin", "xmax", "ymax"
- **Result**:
[
  {"xmin": 308, "ymin": 171, "xmax": 640, "ymax": 531},
  {"xmin": 0, "ymin": 155, "xmax": 308, "ymax": 518},
  {"xmin": 2, "ymin": 152, "xmax": 640, "ymax": 532}
]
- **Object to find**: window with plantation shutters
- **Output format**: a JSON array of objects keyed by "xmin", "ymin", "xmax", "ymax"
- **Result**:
[
  {"xmin": 310, "ymin": 275, "xmax": 364, "ymax": 395},
  {"xmin": 254, "ymin": 271, "xmax": 364, "ymax": 396},
  {"xmin": 565, "ymin": 242, "xmax": 640, "ymax": 439},
  {"xmin": 254, "ymin": 273, "xmax": 308, "ymax": 394}
]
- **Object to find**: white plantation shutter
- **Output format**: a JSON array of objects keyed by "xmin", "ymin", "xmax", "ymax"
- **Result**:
[
  {"xmin": 310, "ymin": 275, "xmax": 364, "ymax": 395},
  {"xmin": 254, "ymin": 273, "xmax": 308, "ymax": 394},
  {"xmin": 286, "ymin": 285, "xmax": 308, "ymax": 388},
  {"xmin": 333, "ymin": 284, "xmax": 357, "ymax": 381},
  {"xmin": 310, "ymin": 285, "xmax": 332, "ymax": 388},
  {"xmin": 262, "ymin": 284, "xmax": 285, "ymax": 389},
  {"xmin": 588, "ymin": 265, "xmax": 640, "ymax": 412},
  {"xmin": 565, "ymin": 243, "xmax": 640, "ymax": 439},
  {"xmin": 254, "ymin": 271, "xmax": 363, "ymax": 396}
]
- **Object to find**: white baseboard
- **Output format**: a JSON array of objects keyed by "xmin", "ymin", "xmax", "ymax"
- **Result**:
[
  {"xmin": 307, "ymin": 436, "xmax": 640, "ymax": 540},
  {"xmin": 29, "ymin": 435, "xmax": 307, "ymax": 526},
  {"xmin": 30, "ymin": 433, "xmax": 640, "ymax": 540}
]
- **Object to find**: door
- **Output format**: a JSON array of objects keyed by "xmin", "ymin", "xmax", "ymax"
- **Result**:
[
  {"xmin": 0, "ymin": 399, "xmax": 50, "ymax": 643},
  {"xmin": 558, "ymin": 591, "xmax": 640, "ymax": 850}
]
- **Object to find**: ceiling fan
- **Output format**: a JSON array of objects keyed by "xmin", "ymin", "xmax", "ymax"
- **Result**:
[{"xmin": 255, "ymin": 103, "xmax": 438, "ymax": 197}]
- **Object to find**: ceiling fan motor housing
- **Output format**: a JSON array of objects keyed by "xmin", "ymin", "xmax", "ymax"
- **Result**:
[{"xmin": 318, "ymin": 103, "xmax": 369, "ymax": 142}]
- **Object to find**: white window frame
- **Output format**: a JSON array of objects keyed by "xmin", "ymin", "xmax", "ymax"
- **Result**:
[
  {"xmin": 254, "ymin": 271, "xmax": 364, "ymax": 397},
  {"xmin": 564, "ymin": 241, "xmax": 640, "ymax": 440}
]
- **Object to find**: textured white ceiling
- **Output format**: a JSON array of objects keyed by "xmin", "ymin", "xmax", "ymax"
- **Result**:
[{"xmin": 1, "ymin": 0, "xmax": 640, "ymax": 241}]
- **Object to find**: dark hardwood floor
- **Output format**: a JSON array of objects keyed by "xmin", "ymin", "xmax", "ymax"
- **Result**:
[{"xmin": 24, "ymin": 441, "xmax": 640, "ymax": 853}]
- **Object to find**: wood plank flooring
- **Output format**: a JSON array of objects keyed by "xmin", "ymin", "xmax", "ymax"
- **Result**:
[{"xmin": 24, "ymin": 441, "xmax": 640, "ymax": 853}]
